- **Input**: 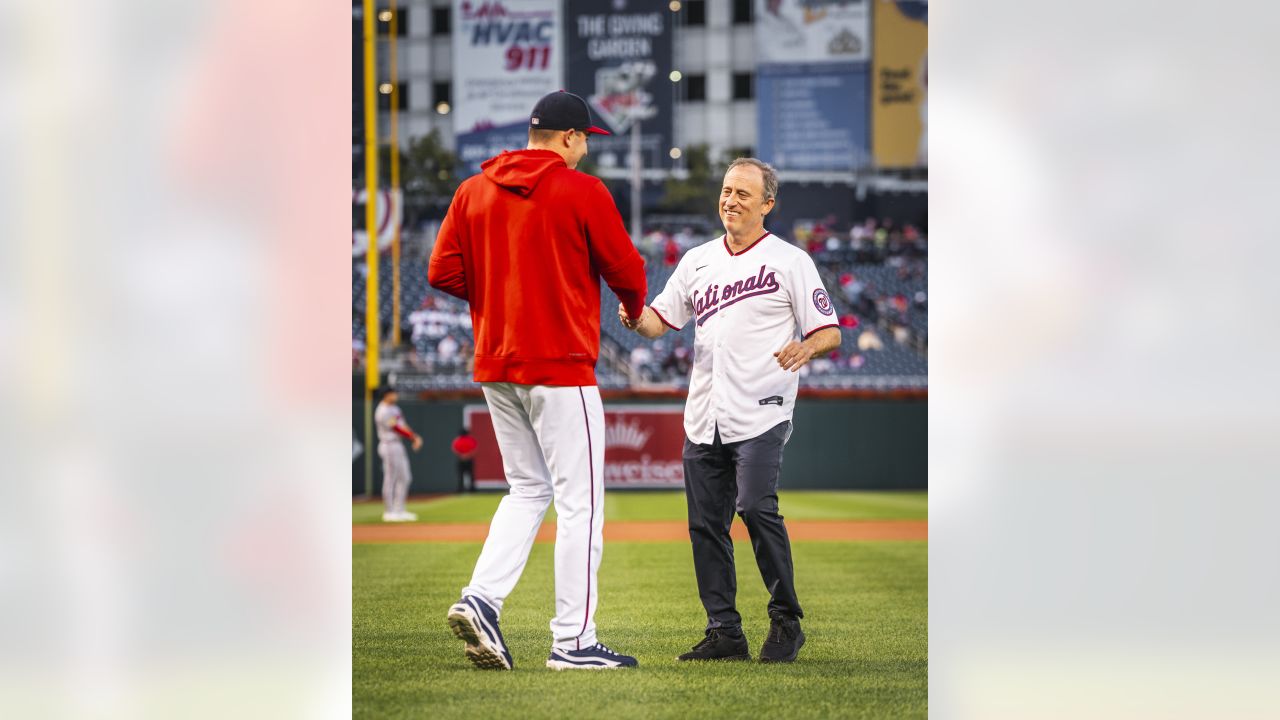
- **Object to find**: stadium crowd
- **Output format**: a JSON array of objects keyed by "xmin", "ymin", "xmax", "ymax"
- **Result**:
[{"xmin": 354, "ymin": 216, "xmax": 926, "ymax": 390}]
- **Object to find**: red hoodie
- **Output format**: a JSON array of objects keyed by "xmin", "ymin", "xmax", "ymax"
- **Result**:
[{"xmin": 428, "ymin": 149, "xmax": 647, "ymax": 386}]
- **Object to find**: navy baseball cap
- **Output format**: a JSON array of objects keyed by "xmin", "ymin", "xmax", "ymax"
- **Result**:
[{"xmin": 530, "ymin": 91, "xmax": 611, "ymax": 135}]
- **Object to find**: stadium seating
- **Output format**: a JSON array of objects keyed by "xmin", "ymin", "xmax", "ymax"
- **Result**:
[{"xmin": 354, "ymin": 234, "xmax": 927, "ymax": 390}]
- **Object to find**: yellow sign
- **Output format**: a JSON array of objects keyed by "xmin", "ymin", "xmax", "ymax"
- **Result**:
[{"xmin": 872, "ymin": 0, "xmax": 928, "ymax": 167}]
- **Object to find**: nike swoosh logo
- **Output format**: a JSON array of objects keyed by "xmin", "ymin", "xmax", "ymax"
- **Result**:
[{"xmin": 695, "ymin": 265, "xmax": 708, "ymax": 271}]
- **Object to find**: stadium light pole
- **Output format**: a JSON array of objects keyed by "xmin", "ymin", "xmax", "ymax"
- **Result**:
[
  {"xmin": 389, "ymin": 6, "xmax": 402, "ymax": 349},
  {"xmin": 362, "ymin": 0, "xmax": 380, "ymax": 499}
]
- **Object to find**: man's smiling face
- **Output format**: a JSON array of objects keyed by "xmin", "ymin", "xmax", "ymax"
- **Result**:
[{"xmin": 719, "ymin": 164, "xmax": 775, "ymax": 237}]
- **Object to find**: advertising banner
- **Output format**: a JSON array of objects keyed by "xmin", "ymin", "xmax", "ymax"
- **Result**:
[
  {"xmin": 464, "ymin": 404, "xmax": 686, "ymax": 489},
  {"xmin": 755, "ymin": 0, "xmax": 870, "ymax": 65},
  {"xmin": 872, "ymin": 0, "xmax": 927, "ymax": 167},
  {"xmin": 351, "ymin": 188, "xmax": 402, "ymax": 257},
  {"xmin": 755, "ymin": 0, "xmax": 871, "ymax": 171},
  {"xmin": 453, "ymin": 0, "xmax": 564, "ymax": 174},
  {"xmin": 566, "ymin": 0, "xmax": 674, "ymax": 170},
  {"xmin": 757, "ymin": 66, "xmax": 869, "ymax": 172}
]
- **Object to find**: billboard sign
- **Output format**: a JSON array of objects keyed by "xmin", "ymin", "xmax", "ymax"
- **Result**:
[
  {"xmin": 351, "ymin": 188, "xmax": 402, "ymax": 257},
  {"xmin": 757, "ymin": 66, "xmax": 869, "ymax": 171},
  {"xmin": 872, "ymin": 0, "xmax": 928, "ymax": 167},
  {"xmin": 755, "ymin": 0, "xmax": 870, "ymax": 65},
  {"xmin": 464, "ymin": 404, "xmax": 686, "ymax": 489},
  {"xmin": 566, "ymin": 0, "xmax": 674, "ymax": 170},
  {"xmin": 755, "ymin": 0, "xmax": 871, "ymax": 171},
  {"xmin": 453, "ymin": 0, "xmax": 564, "ymax": 174}
]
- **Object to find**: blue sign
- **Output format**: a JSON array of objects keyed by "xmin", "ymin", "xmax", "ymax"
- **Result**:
[{"xmin": 756, "ymin": 63, "xmax": 870, "ymax": 171}]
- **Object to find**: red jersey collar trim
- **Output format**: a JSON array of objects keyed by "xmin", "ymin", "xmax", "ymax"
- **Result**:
[{"xmin": 723, "ymin": 231, "xmax": 771, "ymax": 257}]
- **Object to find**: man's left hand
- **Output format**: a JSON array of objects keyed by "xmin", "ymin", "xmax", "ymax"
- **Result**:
[{"xmin": 773, "ymin": 341, "xmax": 815, "ymax": 372}]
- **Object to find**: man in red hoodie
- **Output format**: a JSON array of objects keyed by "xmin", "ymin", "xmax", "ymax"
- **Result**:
[{"xmin": 430, "ymin": 91, "xmax": 646, "ymax": 672}]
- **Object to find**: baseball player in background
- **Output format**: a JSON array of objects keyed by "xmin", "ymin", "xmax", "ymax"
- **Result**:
[
  {"xmin": 373, "ymin": 387, "xmax": 423, "ymax": 522},
  {"xmin": 428, "ymin": 90, "xmax": 647, "ymax": 671},
  {"xmin": 620, "ymin": 158, "xmax": 841, "ymax": 663}
]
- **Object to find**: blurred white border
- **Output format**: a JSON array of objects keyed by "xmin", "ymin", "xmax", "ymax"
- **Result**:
[
  {"xmin": 1, "ymin": 1, "xmax": 351, "ymax": 717},
  {"xmin": 931, "ymin": 1, "xmax": 1280, "ymax": 717}
]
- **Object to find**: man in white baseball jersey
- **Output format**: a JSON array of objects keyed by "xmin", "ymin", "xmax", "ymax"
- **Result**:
[
  {"xmin": 620, "ymin": 158, "xmax": 841, "ymax": 663},
  {"xmin": 373, "ymin": 387, "xmax": 423, "ymax": 522}
]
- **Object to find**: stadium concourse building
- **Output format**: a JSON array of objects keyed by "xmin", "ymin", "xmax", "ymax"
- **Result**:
[{"xmin": 353, "ymin": 0, "xmax": 928, "ymax": 231}]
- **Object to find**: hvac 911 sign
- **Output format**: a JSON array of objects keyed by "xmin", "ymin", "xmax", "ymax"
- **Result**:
[{"xmin": 463, "ymin": 404, "xmax": 686, "ymax": 489}]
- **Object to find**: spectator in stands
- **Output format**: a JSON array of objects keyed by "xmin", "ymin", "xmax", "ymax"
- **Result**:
[
  {"xmin": 641, "ymin": 227, "xmax": 667, "ymax": 261},
  {"xmin": 664, "ymin": 234, "xmax": 680, "ymax": 266},
  {"xmin": 809, "ymin": 352, "xmax": 835, "ymax": 375},
  {"xmin": 892, "ymin": 323, "xmax": 912, "ymax": 346},
  {"xmin": 891, "ymin": 293, "xmax": 910, "ymax": 320},
  {"xmin": 662, "ymin": 340, "xmax": 691, "ymax": 376},
  {"xmin": 851, "ymin": 219, "xmax": 871, "ymax": 245},
  {"xmin": 409, "ymin": 310, "xmax": 431, "ymax": 345},
  {"xmin": 793, "ymin": 222, "xmax": 812, "ymax": 252},
  {"xmin": 852, "ymin": 218, "xmax": 877, "ymax": 262},
  {"xmin": 858, "ymin": 327, "xmax": 884, "ymax": 352},
  {"xmin": 437, "ymin": 334, "xmax": 459, "ymax": 366},
  {"xmin": 840, "ymin": 273, "xmax": 864, "ymax": 305},
  {"xmin": 855, "ymin": 283, "xmax": 879, "ymax": 321},
  {"xmin": 674, "ymin": 226, "xmax": 696, "ymax": 251},
  {"xmin": 805, "ymin": 223, "xmax": 824, "ymax": 255},
  {"xmin": 838, "ymin": 313, "xmax": 859, "ymax": 330},
  {"xmin": 630, "ymin": 345, "xmax": 654, "ymax": 379}
]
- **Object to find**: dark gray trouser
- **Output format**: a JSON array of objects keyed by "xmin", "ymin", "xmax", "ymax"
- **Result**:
[{"xmin": 683, "ymin": 420, "xmax": 803, "ymax": 632}]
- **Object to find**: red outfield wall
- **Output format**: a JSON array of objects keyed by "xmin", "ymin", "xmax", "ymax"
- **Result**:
[{"xmin": 464, "ymin": 404, "xmax": 686, "ymax": 489}]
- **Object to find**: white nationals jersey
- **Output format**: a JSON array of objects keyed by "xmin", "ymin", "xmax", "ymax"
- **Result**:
[
  {"xmin": 648, "ymin": 232, "xmax": 838, "ymax": 444},
  {"xmin": 374, "ymin": 403, "xmax": 405, "ymax": 444}
]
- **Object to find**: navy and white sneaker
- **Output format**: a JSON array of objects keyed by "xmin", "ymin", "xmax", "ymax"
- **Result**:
[
  {"xmin": 545, "ymin": 643, "xmax": 638, "ymax": 670},
  {"xmin": 446, "ymin": 595, "xmax": 513, "ymax": 670}
]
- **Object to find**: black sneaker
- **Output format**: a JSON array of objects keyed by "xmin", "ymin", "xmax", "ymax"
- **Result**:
[
  {"xmin": 677, "ymin": 628, "xmax": 750, "ymax": 661},
  {"xmin": 758, "ymin": 615, "xmax": 805, "ymax": 663}
]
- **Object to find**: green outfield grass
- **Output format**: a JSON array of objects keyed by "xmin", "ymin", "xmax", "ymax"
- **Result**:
[
  {"xmin": 352, "ymin": 490, "xmax": 928, "ymax": 525},
  {"xmin": 353, "ymin": 492, "xmax": 928, "ymax": 719}
]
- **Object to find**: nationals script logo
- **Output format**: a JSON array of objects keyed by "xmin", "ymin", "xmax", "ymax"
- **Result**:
[{"xmin": 694, "ymin": 265, "xmax": 781, "ymax": 326}]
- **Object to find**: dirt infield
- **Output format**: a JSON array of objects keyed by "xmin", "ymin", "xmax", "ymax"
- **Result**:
[{"xmin": 352, "ymin": 519, "xmax": 926, "ymax": 543}]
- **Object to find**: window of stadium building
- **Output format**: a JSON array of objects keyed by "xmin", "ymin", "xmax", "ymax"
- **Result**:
[
  {"xmin": 684, "ymin": 0, "xmax": 706, "ymax": 26},
  {"xmin": 431, "ymin": 5, "xmax": 450, "ymax": 36},
  {"xmin": 684, "ymin": 74, "xmax": 706, "ymax": 102}
]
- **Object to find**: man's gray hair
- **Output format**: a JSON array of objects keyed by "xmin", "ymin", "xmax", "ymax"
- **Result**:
[{"xmin": 726, "ymin": 157, "xmax": 778, "ymax": 201}]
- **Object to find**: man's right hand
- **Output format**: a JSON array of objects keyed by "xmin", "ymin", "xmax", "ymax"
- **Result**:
[{"xmin": 618, "ymin": 302, "xmax": 639, "ymax": 330}]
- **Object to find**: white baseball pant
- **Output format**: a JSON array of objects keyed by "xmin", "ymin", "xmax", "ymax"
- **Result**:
[
  {"xmin": 462, "ymin": 382, "xmax": 605, "ymax": 651},
  {"xmin": 378, "ymin": 441, "xmax": 411, "ymax": 514}
]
